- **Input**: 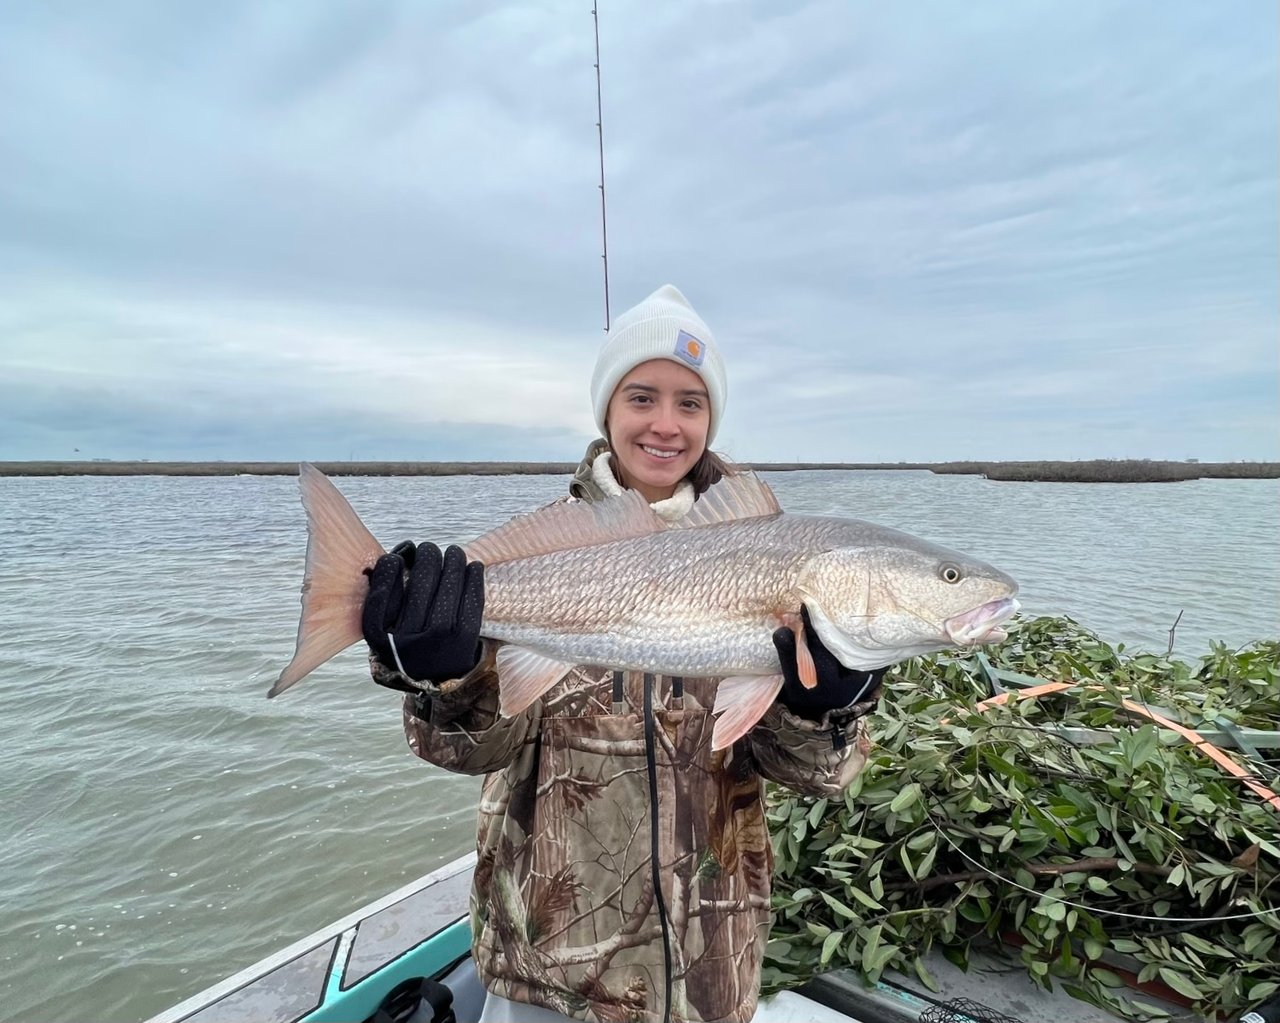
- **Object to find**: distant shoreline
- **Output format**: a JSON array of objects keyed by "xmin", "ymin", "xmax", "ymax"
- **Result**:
[{"xmin": 1, "ymin": 459, "xmax": 1276, "ymax": 481}]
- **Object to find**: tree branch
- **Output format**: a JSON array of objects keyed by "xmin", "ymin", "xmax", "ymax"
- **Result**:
[{"xmin": 887, "ymin": 856, "xmax": 1174, "ymax": 894}]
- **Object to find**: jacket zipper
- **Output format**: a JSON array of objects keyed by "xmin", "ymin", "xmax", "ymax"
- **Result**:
[{"xmin": 643, "ymin": 672, "xmax": 674, "ymax": 1023}]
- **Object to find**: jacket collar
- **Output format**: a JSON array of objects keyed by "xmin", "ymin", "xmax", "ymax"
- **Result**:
[{"xmin": 569, "ymin": 438, "xmax": 695, "ymax": 523}]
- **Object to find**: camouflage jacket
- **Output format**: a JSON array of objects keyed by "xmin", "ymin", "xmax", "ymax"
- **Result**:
[{"xmin": 379, "ymin": 447, "xmax": 875, "ymax": 1023}]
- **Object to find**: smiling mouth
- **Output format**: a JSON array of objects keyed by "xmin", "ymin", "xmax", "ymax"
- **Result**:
[
  {"xmin": 640, "ymin": 445, "xmax": 681, "ymax": 460},
  {"xmin": 944, "ymin": 597, "xmax": 1020, "ymax": 646}
]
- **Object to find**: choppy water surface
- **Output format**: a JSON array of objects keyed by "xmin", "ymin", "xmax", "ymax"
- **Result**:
[{"xmin": 0, "ymin": 471, "xmax": 1276, "ymax": 1022}]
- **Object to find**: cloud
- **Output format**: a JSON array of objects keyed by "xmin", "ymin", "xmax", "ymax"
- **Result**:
[
  {"xmin": 0, "ymin": 1, "xmax": 1275, "ymax": 462},
  {"xmin": 0, "ymin": 282, "xmax": 597, "ymax": 456}
]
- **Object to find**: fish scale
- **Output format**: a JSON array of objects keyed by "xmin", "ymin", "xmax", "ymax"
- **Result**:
[
  {"xmin": 272, "ymin": 465, "xmax": 1019, "ymax": 748},
  {"xmin": 475, "ymin": 511, "xmax": 1015, "ymax": 682},
  {"xmin": 480, "ymin": 519, "xmax": 830, "ymax": 672}
]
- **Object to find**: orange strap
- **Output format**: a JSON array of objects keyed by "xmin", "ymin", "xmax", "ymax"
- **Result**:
[{"xmin": 967, "ymin": 683, "xmax": 1280, "ymax": 813}]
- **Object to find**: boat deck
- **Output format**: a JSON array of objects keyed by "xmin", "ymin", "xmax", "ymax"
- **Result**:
[{"xmin": 147, "ymin": 854, "xmax": 1197, "ymax": 1023}]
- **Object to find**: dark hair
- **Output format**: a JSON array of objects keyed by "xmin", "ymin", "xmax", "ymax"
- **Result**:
[{"xmin": 687, "ymin": 449, "xmax": 734, "ymax": 497}]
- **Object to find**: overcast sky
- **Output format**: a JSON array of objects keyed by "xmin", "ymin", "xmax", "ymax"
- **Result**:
[{"xmin": 2, "ymin": 1, "xmax": 1276, "ymax": 463}]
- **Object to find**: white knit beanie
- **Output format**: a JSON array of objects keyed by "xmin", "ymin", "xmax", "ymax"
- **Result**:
[{"xmin": 590, "ymin": 284, "xmax": 727, "ymax": 445}]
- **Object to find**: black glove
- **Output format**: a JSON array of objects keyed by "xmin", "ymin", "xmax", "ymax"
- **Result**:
[
  {"xmin": 773, "ymin": 605, "xmax": 886, "ymax": 720},
  {"xmin": 362, "ymin": 541, "xmax": 485, "ymax": 687}
]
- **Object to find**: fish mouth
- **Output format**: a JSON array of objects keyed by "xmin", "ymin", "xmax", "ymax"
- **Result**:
[{"xmin": 944, "ymin": 597, "xmax": 1020, "ymax": 646}]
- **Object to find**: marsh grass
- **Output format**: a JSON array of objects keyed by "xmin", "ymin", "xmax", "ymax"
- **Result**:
[
  {"xmin": 931, "ymin": 460, "xmax": 1280, "ymax": 482},
  {"xmin": 2, "ymin": 459, "xmax": 1276, "ymax": 480}
]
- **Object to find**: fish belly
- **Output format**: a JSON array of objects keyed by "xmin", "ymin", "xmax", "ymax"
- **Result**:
[{"xmin": 483, "ymin": 618, "xmax": 780, "ymax": 677}]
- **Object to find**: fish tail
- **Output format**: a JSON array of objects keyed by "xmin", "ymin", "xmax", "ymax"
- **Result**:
[{"xmin": 268, "ymin": 464, "xmax": 385, "ymax": 697}]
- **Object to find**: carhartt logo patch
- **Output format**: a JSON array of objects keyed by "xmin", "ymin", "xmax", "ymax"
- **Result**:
[{"xmin": 674, "ymin": 330, "xmax": 705, "ymax": 367}]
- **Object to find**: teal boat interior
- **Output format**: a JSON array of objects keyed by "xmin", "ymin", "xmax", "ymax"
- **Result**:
[{"xmin": 146, "ymin": 852, "xmax": 1198, "ymax": 1023}]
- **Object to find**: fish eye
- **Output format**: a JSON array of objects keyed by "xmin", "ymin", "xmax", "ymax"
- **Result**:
[{"xmin": 939, "ymin": 563, "xmax": 963, "ymax": 584}]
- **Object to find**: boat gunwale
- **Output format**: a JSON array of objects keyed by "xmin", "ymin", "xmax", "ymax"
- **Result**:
[{"xmin": 145, "ymin": 852, "xmax": 477, "ymax": 1023}]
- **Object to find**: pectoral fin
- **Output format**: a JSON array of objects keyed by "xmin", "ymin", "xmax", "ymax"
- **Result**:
[
  {"xmin": 794, "ymin": 621, "xmax": 818, "ymax": 689},
  {"xmin": 711, "ymin": 674, "xmax": 785, "ymax": 751},
  {"xmin": 779, "ymin": 611, "xmax": 819, "ymax": 689},
  {"xmin": 496, "ymin": 646, "xmax": 576, "ymax": 716}
]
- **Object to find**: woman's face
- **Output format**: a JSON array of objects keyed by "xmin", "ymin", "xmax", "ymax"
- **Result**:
[{"xmin": 606, "ymin": 359, "xmax": 711, "ymax": 503}]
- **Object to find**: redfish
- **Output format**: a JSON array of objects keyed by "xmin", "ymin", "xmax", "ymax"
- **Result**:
[{"xmin": 271, "ymin": 464, "xmax": 1018, "ymax": 748}]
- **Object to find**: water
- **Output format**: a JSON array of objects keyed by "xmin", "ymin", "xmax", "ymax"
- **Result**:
[{"xmin": 0, "ymin": 470, "xmax": 1276, "ymax": 1022}]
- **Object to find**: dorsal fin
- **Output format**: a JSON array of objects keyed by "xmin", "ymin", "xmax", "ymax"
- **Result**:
[
  {"xmin": 465, "ymin": 489, "xmax": 664, "ymax": 565},
  {"xmin": 670, "ymin": 472, "xmax": 782, "ymax": 529},
  {"xmin": 464, "ymin": 471, "xmax": 782, "ymax": 566}
]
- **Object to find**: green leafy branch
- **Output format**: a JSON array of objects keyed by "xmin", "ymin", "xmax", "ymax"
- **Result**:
[{"xmin": 764, "ymin": 616, "xmax": 1280, "ymax": 1022}]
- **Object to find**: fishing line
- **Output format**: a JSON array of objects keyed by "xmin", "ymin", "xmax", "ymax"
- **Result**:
[
  {"xmin": 866, "ymin": 661, "xmax": 1266, "ymax": 930},
  {"xmin": 914, "ymin": 706, "xmax": 1280, "ymax": 925},
  {"xmin": 975, "ymin": 719, "xmax": 1279, "ymax": 789},
  {"xmin": 919, "ymin": 796, "xmax": 1280, "ymax": 924}
]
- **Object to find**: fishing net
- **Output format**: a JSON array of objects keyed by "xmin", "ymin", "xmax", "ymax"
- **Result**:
[{"xmin": 918, "ymin": 998, "xmax": 1028, "ymax": 1023}]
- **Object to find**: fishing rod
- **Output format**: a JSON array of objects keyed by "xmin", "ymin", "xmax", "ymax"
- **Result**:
[{"xmin": 592, "ymin": 2, "xmax": 610, "ymax": 331}]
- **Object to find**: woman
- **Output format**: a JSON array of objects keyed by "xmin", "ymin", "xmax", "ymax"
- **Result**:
[{"xmin": 361, "ymin": 285, "xmax": 885, "ymax": 1023}]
